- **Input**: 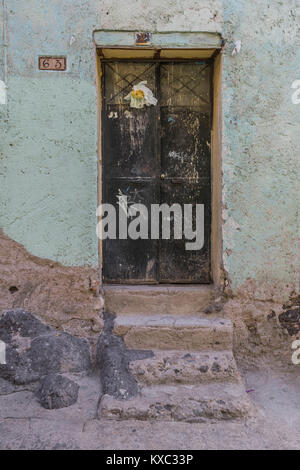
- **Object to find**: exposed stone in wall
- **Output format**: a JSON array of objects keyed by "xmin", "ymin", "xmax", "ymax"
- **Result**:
[
  {"xmin": 224, "ymin": 280, "xmax": 300, "ymax": 370},
  {"xmin": 279, "ymin": 303, "xmax": 300, "ymax": 337},
  {"xmin": 0, "ymin": 230, "xmax": 103, "ymax": 337}
]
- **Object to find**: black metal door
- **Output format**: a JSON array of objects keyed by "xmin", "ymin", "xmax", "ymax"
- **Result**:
[{"xmin": 102, "ymin": 60, "xmax": 211, "ymax": 283}]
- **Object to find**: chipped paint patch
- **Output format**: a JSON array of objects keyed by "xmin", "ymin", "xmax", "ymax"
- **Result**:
[
  {"xmin": 124, "ymin": 110, "xmax": 133, "ymax": 119},
  {"xmin": 168, "ymin": 150, "xmax": 187, "ymax": 161}
]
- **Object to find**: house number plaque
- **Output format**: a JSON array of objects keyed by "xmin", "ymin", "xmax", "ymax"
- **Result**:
[{"xmin": 39, "ymin": 56, "xmax": 66, "ymax": 71}]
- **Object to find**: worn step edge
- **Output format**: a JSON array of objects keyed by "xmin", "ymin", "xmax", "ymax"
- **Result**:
[
  {"xmin": 99, "ymin": 382, "xmax": 254, "ymax": 422},
  {"xmin": 129, "ymin": 349, "xmax": 241, "ymax": 386},
  {"xmin": 114, "ymin": 314, "xmax": 233, "ymax": 351},
  {"xmin": 104, "ymin": 285, "xmax": 214, "ymax": 315}
]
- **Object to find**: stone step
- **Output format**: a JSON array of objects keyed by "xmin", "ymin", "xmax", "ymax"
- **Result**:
[
  {"xmin": 104, "ymin": 284, "xmax": 214, "ymax": 316},
  {"xmin": 129, "ymin": 350, "xmax": 241, "ymax": 386},
  {"xmin": 113, "ymin": 314, "xmax": 233, "ymax": 351},
  {"xmin": 99, "ymin": 382, "xmax": 253, "ymax": 422}
]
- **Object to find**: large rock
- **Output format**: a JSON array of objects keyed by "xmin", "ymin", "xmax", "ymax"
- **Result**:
[
  {"xmin": 97, "ymin": 312, "xmax": 153, "ymax": 400},
  {"xmin": 36, "ymin": 374, "xmax": 79, "ymax": 409},
  {"xmin": 0, "ymin": 309, "xmax": 91, "ymax": 384}
]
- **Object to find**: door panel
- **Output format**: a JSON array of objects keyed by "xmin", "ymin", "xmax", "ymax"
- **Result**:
[
  {"xmin": 160, "ymin": 62, "xmax": 211, "ymax": 110},
  {"xmin": 102, "ymin": 60, "xmax": 212, "ymax": 284},
  {"xmin": 159, "ymin": 63, "xmax": 211, "ymax": 282},
  {"xmin": 104, "ymin": 62, "xmax": 156, "ymax": 106},
  {"xmin": 160, "ymin": 108, "xmax": 211, "ymax": 179},
  {"xmin": 103, "ymin": 62, "xmax": 158, "ymax": 178},
  {"xmin": 104, "ymin": 105, "xmax": 158, "ymax": 179},
  {"xmin": 159, "ymin": 179, "xmax": 211, "ymax": 283},
  {"xmin": 102, "ymin": 178, "xmax": 159, "ymax": 283},
  {"xmin": 102, "ymin": 62, "xmax": 159, "ymax": 283}
]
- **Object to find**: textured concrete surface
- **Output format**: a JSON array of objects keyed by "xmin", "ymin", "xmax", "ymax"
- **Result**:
[
  {"xmin": 113, "ymin": 314, "xmax": 232, "ymax": 351},
  {"xmin": 99, "ymin": 382, "xmax": 253, "ymax": 422},
  {"xmin": 1, "ymin": 370, "xmax": 300, "ymax": 449},
  {"xmin": 104, "ymin": 285, "xmax": 214, "ymax": 316},
  {"xmin": 96, "ymin": 309, "xmax": 247, "ymax": 419},
  {"xmin": 129, "ymin": 349, "xmax": 240, "ymax": 385}
]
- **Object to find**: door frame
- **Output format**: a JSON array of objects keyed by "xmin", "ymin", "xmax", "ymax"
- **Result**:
[{"xmin": 96, "ymin": 44, "xmax": 223, "ymax": 290}]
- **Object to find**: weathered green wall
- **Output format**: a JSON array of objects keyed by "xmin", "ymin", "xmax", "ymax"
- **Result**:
[
  {"xmin": 0, "ymin": 0, "xmax": 100, "ymax": 266},
  {"xmin": 0, "ymin": 0, "xmax": 299, "ymax": 296},
  {"xmin": 222, "ymin": 0, "xmax": 300, "ymax": 293}
]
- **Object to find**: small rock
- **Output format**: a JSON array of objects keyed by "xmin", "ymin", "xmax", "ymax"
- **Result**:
[
  {"xmin": 36, "ymin": 374, "xmax": 79, "ymax": 409},
  {"xmin": 204, "ymin": 305, "xmax": 213, "ymax": 314},
  {"xmin": 211, "ymin": 362, "xmax": 221, "ymax": 372},
  {"xmin": 279, "ymin": 308, "xmax": 300, "ymax": 336},
  {"xmin": 214, "ymin": 303, "xmax": 223, "ymax": 312}
]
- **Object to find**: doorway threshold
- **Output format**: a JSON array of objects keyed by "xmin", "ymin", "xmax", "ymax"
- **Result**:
[{"xmin": 103, "ymin": 284, "xmax": 216, "ymax": 316}]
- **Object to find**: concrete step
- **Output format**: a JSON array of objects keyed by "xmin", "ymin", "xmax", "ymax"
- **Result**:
[
  {"xmin": 129, "ymin": 350, "xmax": 241, "ymax": 386},
  {"xmin": 104, "ymin": 284, "xmax": 214, "ymax": 316},
  {"xmin": 113, "ymin": 314, "xmax": 233, "ymax": 351},
  {"xmin": 99, "ymin": 382, "xmax": 253, "ymax": 422}
]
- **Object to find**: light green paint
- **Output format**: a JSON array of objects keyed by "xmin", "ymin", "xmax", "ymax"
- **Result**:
[
  {"xmin": 0, "ymin": 0, "xmax": 100, "ymax": 267},
  {"xmin": 1, "ymin": 76, "xmax": 98, "ymax": 266},
  {"xmin": 94, "ymin": 30, "xmax": 222, "ymax": 48},
  {"xmin": 222, "ymin": 0, "xmax": 300, "ymax": 292}
]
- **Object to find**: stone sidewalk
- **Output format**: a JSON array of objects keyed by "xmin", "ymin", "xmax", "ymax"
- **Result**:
[{"xmin": 0, "ymin": 369, "xmax": 300, "ymax": 450}]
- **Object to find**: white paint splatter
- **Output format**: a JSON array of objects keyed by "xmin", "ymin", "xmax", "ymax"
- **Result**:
[
  {"xmin": 146, "ymin": 259, "xmax": 155, "ymax": 277},
  {"xmin": 232, "ymin": 40, "xmax": 242, "ymax": 56},
  {"xmin": 124, "ymin": 110, "xmax": 133, "ymax": 119},
  {"xmin": 108, "ymin": 111, "xmax": 118, "ymax": 119},
  {"xmin": 0, "ymin": 81, "xmax": 7, "ymax": 105},
  {"xmin": 168, "ymin": 150, "xmax": 187, "ymax": 161},
  {"xmin": 0, "ymin": 340, "xmax": 6, "ymax": 364},
  {"xmin": 117, "ymin": 190, "xmax": 128, "ymax": 215},
  {"xmin": 291, "ymin": 80, "xmax": 300, "ymax": 104},
  {"xmin": 69, "ymin": 35, "xmax": 76, "ymax": 46}
]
